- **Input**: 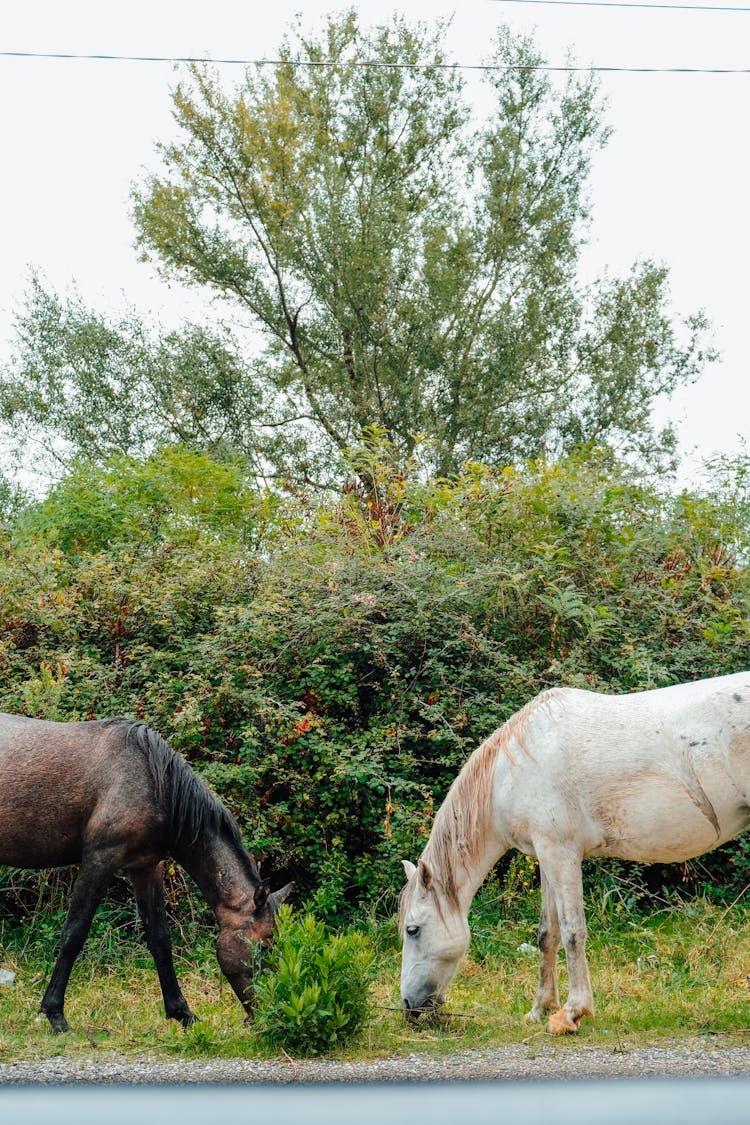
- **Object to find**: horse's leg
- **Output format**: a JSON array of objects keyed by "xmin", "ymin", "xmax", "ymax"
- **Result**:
[
  {"xmin": 130, "ymin": 863, "xmax": 197, "ymax": 1027},
  {"xmin": 527, "ymin": 865, "xmax": 561, "ymax": 1021},
  {"xmin": 40, "ymin": 852, "xmax": 117, "ymax": 1033},
  {"xmin": 532, "ymin": 840, "xmax": 593, "ymax": 1035}
]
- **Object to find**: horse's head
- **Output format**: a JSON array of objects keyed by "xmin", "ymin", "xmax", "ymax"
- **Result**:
[
  {"xmin": 399, "ymin": 857, "xmax": 470, "ymax": 1021},
  {"xmin": 215, "ymin": 878, "xmax": 294, "ymax": 1017}
]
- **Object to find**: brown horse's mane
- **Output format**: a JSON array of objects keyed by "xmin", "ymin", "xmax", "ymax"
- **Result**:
[
  {"xmin": 114, "ymin": 720, "xmax": 260, "ymax": 882},
  {"xmin": 414, "ymin": 689, "xmax": 561, "ymax": 910}
]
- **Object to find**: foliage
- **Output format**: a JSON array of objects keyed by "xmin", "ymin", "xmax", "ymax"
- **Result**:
[
  {"xmin": 252, "ymin": 907, "xmax": 374, "ymax": 1055},
  {"xmin": 15, "ymin": 444, "xmax": 273, "ymax": 556},
  {"xmin": 1, "ymin": 444, "xmax": 750, "ymax": 920},
  {"xmin": 0, "ymin": 276, "xmax": 263, "ymax": 476}
]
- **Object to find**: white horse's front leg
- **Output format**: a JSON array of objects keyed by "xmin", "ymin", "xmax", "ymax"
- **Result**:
[
  {"xmin": 532, "ymin": 840, "xmax": 594, "ymax": 1034},
  {"xmin": 527, "ymin": 866, "xmax": 561, "ymax": 1022}
]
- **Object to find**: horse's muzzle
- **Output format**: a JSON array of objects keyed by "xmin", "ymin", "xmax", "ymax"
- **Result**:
[{"xmin": 402, "ymin": 994, "xmax": 443, "ymax": 1023}]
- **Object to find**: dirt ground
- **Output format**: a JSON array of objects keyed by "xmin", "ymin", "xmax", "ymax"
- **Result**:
[{"xmin": 2, "ymin": 1038, "xmax": 750, "ymax": 1084}]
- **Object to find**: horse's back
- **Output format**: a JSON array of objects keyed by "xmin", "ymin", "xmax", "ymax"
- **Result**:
[
  {"xmin": 543, "ymin": 671, "xmax": 750, "ymax": 751},
  {"xmin": 0, "ymin": 713, "xmax": 159, "ymax": 868},
  {"xmin": 502, "ymin": 672, "xmax": 750, "ymax": 864},
  {"xmin": 0, "ymin": 712, "xmax": 122, "ymax": 774}
]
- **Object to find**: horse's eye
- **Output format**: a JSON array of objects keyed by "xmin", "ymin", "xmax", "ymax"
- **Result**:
[{"xmin": 406, "ymin": 924, "xmax": 420, "ymax": 938}]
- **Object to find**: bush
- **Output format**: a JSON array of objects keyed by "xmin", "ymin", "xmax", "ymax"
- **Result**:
[
  {"xmin": 3, "ymin": 444, "xmax": 750, "ymax": 919},
  {"xmin": 252, "ymin": 907, "xmax": 375, "ymax": 1056}
]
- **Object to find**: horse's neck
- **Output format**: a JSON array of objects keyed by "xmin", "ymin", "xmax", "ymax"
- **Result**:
[
  {"xmin": 428, "ymin": 754, "xmax": 510, "ymax": 913},
  {"xmin": 458, "ymin": 836, "xmax": 508, "ymax": 913},
  {"xmin": 177, "ymin": 831, "xmax": 256, "ymax": 917},
  {"xmin": 428, "ymin": 824, "xmax": 508, "ymax": 916}
]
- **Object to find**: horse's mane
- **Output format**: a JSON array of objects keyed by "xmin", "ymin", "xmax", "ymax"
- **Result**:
[
  {"xmin": 418, "ymin": 689, "xmax": 561, "ymax": 909},
  {"xmin": 116, "ymin": 720, "xmax": 259, "ymax": 881}
]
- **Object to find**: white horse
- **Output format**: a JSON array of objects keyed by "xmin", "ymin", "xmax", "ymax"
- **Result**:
[{"xmin": 400, "ymin": 671, "xmax": 750, "ymax": 1034}]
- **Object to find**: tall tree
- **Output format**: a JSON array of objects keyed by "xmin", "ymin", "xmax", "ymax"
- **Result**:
[{"xmin": 131, "ymin": 11, "xmax": 710, "ymax": 481}]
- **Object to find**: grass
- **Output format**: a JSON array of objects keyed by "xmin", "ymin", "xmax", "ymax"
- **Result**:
[{"xmin": 2, "ymin": 896, "xmax": 750, "ymax": 1063}]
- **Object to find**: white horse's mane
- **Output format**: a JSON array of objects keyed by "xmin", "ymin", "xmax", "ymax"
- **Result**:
[{"xmin": 413, "ymin": 688, "xmax": 562, "ymax": 908}]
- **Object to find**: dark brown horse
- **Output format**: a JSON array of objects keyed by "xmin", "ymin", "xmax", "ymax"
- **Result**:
[{"xmin": 0, "ymin": 712, "xmax": 292, "ymax": 1032}]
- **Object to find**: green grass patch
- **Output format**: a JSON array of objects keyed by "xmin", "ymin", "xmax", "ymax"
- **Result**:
[{"xmin": 2, "ymin": 898, "xmax": 750, "ymax": 1062}]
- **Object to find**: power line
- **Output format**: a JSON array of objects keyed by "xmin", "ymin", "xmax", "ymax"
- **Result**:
[{"xmin": 0, "ymin": 49, "xmax": 749, "ymax": 74}]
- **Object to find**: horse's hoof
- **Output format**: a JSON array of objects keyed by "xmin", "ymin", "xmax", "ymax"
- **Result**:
[
  {"xmin": 546, "ymin": 1008, "xmax": 579, "ymax": 1035},
  {"xmin": 525, "ymin": 1008, "xmax": 543, "ymax": 1024}
]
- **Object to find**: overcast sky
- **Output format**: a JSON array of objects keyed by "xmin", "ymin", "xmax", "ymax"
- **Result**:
[{"xmin": 1, "ymin": 0, "xmax": 748, "ymax": 487}]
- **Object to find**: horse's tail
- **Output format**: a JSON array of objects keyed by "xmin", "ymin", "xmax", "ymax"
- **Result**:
[{"xmin": 122, "ymin": 720, "xmax": 245, "ymax": 853}]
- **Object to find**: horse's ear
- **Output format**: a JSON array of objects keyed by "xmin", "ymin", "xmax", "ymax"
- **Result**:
[
  {"xmin": 253, "ymin": 879, "xmax": 271, "ymax": 911},
  {"xmin": 402, "ymin": 860, "xmax": 417, "ymax": 881},
  {"xmin": 269, "ymin": 881, "xmax": 294, "ymax": 912},
  {"xmin": 417, "ymin": 858, "xmax": 433, "ymax": 892}
]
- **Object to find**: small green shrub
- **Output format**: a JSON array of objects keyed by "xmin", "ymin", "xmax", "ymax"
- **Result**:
[{"xmin": 252, "ymin": 907, "xmax": 374, "ymax": 1056}]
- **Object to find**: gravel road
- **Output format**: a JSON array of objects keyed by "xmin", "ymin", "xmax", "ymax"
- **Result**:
[{"xmin": 2, "ymin": 1039, "xmax": 750, "ymax": 1084}]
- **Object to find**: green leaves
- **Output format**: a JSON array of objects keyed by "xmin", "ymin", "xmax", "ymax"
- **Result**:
[
  {"xmin": 252, "ymin": 908, "xmax": 374, "ymax": 1055},
  {"xmin": 13, "ymin": 447, "xmax": 273, "ymax": 560},
  {"xmin": 0, "ymin": 277, "xmax": 266, "ymax": 473},
  {"xmin": 2, "ymin": 445, "xmax": 749, "ymax": 915}
]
